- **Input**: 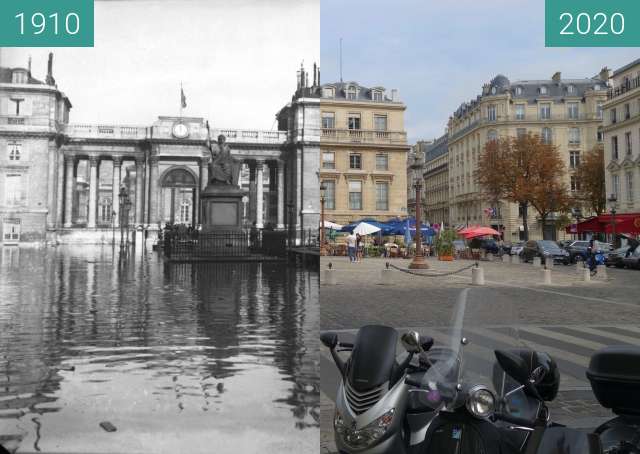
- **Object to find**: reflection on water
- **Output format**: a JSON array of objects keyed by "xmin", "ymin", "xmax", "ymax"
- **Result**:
[{"xmin": 0, "ymin": 246, "xmax": 319, "ymax": 453}]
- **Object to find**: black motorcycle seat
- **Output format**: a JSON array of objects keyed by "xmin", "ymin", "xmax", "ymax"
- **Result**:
[
  {"xmin": 534, "ymin": 427, "xmax": 602, "ymax": 454},
  {"xmin": 348, "ymin": 325, "xmax": 398, "ymax": 392}
]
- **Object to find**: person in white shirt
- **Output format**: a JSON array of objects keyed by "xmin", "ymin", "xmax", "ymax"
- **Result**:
[{"xmin": 346, "ymin": 233, "xmax": 357, "ymax": 263}]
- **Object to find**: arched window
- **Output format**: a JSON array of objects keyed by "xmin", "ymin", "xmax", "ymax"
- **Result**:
[
  {"xmin": 346, "ymin": 86, "xmax": 357, "ymax": 100},
  {"xmin": 567, "ymin": 84, "xmax": 575, "ymax": 94},
  {"xmin": 487, "ymin": 130, "xmax": 498, "ymax": 142}
]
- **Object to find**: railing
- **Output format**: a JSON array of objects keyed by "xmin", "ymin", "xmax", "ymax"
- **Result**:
[
  {"xmin": 607, "ymin": 76, "xmax": 640, "ymax": 100},
  {"xmin": 163, "ymin": 229, "xmax": 287, "ymax": 260},
  {"xmin": 64, "ymin": 123, "xmax": 148, "ymax": 139},
  {"xmin": 0, "ymin": 116, "xmax": 57, "ymax": 128},
  {"xmin": 213, "ymin": 128, "xmax": 287, "ymax": 144},
  {"xmin": 321, "ymin": 128, "xmax": 407, "ymax": 145}
]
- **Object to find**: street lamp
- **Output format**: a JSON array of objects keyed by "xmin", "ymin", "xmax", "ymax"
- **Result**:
[
  {"xmin": 319, "ymin": 183, "xmax": 327, "ymax": 255},
  {"xmin": 608, "ymin": 193, "xmax": 618, "ymax": 247},
  {"xmin": 409, "ymin": 156, "xmax": 429, "ymax": 269},
  {"xmin": 571, "ymin": 207, "xmax": 582, "ymax": 240},
  {"xmin": 118, "ymin": 186, "xmax": 131, "ymax": 246}
]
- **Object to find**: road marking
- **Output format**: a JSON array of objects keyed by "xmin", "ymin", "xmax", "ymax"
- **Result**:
[{"xmin": 520, "ymin": 326, "xmax": 605, "ymax": 351}]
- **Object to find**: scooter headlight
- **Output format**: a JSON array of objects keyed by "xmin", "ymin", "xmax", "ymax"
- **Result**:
[
  {"xmin": 465, "ymin": 386, "xmax": 495, "ymax": 419},
  {"xmin": 338, "ymin": 408, "xmax": 395, "ymax": 449}
]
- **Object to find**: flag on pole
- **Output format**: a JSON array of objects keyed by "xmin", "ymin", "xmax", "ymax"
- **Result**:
[{"xmin": 181, "ymin": 86, "xmax": 187, "ymax": 109}]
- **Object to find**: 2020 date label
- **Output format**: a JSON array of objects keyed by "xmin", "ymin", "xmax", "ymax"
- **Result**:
[
  {"xmin": 546, "ymin": 0, "xmax": 640, "ymax": 47},
  {"xmin": 0, "ymin": 0, "xmax": 93, "ymax": 47}
]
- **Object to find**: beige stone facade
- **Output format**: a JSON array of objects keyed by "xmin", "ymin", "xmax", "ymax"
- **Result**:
[
  {"xmin": 319, "ymin": 82, "xmax": 409, "ymax": 225},
  {"xmin": 423, "ymin": 135, "xmax": 449, "ymax": 226},
  {"xmin": 603, "ymin": 59, "xmax": 640, "ymax": 215},
  {"xmin": 447, "ymin": 71, "xmax": 608, "ymax": 241}
]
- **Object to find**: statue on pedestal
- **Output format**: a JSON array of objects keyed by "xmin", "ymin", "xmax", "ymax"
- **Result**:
[{"xmin": 207, "ymin": 131, "xmax": 240, "ymax": 187}]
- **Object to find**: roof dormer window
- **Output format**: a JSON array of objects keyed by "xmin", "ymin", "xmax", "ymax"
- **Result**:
[
  {"xmin": 594, "ymin": 84, "xmax": 601, "ymax": 91},
  {"xmin": 322, "ymin": 87, "xmax": 335, "ymax": 98},
  {"xmin": 567, "ymin": 84, "xmax": 575, "ymax": 94},
  {"xmin": 491, "ymin": 86, "xmax": 497, "ymax": 95},
  {"xmin": 372, "ymin": 90, "xmax": 383, "ymax": 102},
  {"xmin": 346, "ymin": 85, "xmax": 357, "ymax": 100},
  {"xmin": 515, "ymin": 86, "xmax": 523, "ymax": 96},
  {"xmin": 11, "ymin": 70, "xmax": 27, "ymax": 85},
  {"xmin": 539, "ymin": 86, "xmax": 548, "ymax": 95}
]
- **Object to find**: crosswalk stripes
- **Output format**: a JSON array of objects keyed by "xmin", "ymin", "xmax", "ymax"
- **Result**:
[{"xmin": 320, "ymin": 324, "xmax": 640, "ymax": 401}]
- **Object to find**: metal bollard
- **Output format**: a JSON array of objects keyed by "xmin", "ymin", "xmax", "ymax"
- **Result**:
[
  {"xmin": 472, "ymin": 266, "xmax": 485, "ymax": 286},
  {"xmin": 532, "ymin": 257, "xmax": 541, "ymax": 267},
  {"xmin": 380, "ymin": 268, "xmax": 394, "ymax": 285},
  {"xmin": 541, "ymin": 268, "xmax": 552, "ymax": 285},
  {"xmin": 596, "ymin": 264, "xmax": 607, "ymax": 280},
  {"xmin": 582, "ymin": 268, "xmax": 591, "ymax": 282},
  {"xmin": 545, "ymin": 259, "xmax": 554, "ymax": 270},
  {"xmin": 324, "ymin": 268, "xmax": 337, "ymax": 285},
  {"xmin": 575, "ymin": 262, "xmax": 583, "ymax": 273},
  {"xmin": 502, "ymin": 255, "xmax": 509, "ymax": 263},
  {"xmin": 510, "ymin": 254, "xmax": 520, "ymax": 264}
]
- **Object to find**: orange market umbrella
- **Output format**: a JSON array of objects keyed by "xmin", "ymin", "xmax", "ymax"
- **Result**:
[{"xmin": 463, "ymin": 226, "xmax": 500, "ymax": 239}]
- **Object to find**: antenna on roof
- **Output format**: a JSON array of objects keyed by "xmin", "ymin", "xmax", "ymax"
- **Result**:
[{"xmin": 339, "ymin": 37, "xmax": 343, "ymax": 83}]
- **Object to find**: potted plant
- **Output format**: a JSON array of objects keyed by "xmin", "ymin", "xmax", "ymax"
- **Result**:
[{"xmin": 435, "ymin": 229, "xmax": 458, "ymax": 261}]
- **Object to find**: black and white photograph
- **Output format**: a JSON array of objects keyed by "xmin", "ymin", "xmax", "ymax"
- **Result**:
[{"xmin": 0, "ymin": 0, "xmax": 320, "ymax": 453}]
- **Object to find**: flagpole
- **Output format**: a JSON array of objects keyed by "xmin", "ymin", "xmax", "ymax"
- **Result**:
[{"xmin": 180, "ymin": 82, "xmax": 183, "ymax": 119}]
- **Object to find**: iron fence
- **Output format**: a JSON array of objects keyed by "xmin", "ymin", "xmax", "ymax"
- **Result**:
[{"xmin": 163, "ymin": 229, "xmax": 287, "ymax": 260}]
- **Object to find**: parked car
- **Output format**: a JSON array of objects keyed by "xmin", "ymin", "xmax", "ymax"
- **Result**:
[
  {"xmin": 522, "ymin": 240, "xmax": 570, "ymax": 265},
  {"xmin": 605, "ymin": 246, "xmax": 632, "ymax": 268},
  {"xmin": 564, "ymin": 240, "xmax": 611, "ymax": 263},
  {"xmin": 510, "ymin": 241, "xmax": 525, "ymax": 256},
  {"xmin": 622, "ymin": 245, "xmax": 640, "ymax": 269}
]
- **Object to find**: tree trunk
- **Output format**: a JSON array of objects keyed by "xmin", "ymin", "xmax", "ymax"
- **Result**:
[
  {"xmin": 540, "ymin": 214, "xmax": 548, "ymax": 240},
  {"xmin": 522, "ymin": 202, "xmax": 529, "ymax": 241}
]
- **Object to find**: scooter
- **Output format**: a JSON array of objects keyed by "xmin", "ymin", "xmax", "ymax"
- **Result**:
[
  {"xmin": 321, "ymin": 326, "xmax": 436, "ymax": 454},
  {"xmin": 587, "ymin": 345, "xmax": 640, "ymax": 454}
]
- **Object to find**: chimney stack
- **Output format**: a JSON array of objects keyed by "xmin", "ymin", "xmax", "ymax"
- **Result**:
[
  {"xmin": 318, "ymin": 67, "xmax": 320, "ymax": 85},
  {"xmin": 46, "ymin": 52, "xmax": 55, "ymax": 86},
  {"xmin": 552, "ymin": 71, "xmax": 561, "ymax": 83},
  {"xmin": 391, "ymin": 89, "xmax": 399, "ymax": 102},
  {"xmin": 313, "ymin": 63, "xmax": 317, "ymax": 86},
  {"xmin": 28, "ymin": 55, "xmax": 32, "ymax": 76},
  {"xmin": 599, "ymin": 67, "xmax": 611, "ymax": 82}
]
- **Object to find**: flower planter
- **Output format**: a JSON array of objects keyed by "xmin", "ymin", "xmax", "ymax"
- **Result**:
[{"xmin": 439, "ymin": 255, "xmax": 454, "ymax": 261}]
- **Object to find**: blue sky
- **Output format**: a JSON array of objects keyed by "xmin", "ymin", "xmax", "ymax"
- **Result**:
[{"xmin": 320, "ymin": 0, "xmax": 638, "ymax": 143}]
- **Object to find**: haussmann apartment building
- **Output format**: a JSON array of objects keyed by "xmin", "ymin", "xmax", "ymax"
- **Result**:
[
  {"xmin": 447, "ymin": 70, "xmax": 609, "ymax": 241},
  {"xmin": 603, "ymin": 58, "xmax": 640, "ymax": 215},
  {"xmin": 319, "ymin": 82, "xmax": 410, "ymax": 225}
]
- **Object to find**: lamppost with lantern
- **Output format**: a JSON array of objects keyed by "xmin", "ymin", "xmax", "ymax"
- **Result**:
[
  {"xmin": 319, "ymin": 183, "xmax": 328, "ymax": 255},
  {"xmin": 571, "ymin": 207, "xmax": 582, "ymax": 240},
  {"xmin": 608, "ymin": 193, "xmax": 618, "ymax": 247},
  {"xmin": 409, "ymin": 156, "xmax": 429, "ymax": 269},
  {"xmin": 118, "ymin": 186, "xmax": 132, "ymax": 245}
]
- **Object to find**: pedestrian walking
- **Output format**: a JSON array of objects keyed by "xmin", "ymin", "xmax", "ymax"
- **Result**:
[
  {"xmin": 346, "ymin": 232, "xmax": 357, "ymax": 263},
  {"xmin": 355, "ymin": 233, "xmax": 363, "ymax": 262}
]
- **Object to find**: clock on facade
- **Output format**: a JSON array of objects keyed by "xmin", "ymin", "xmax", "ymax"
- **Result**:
[{"xmin": 172, "ymin": 122, "xmax": 189, "ymax": 139}]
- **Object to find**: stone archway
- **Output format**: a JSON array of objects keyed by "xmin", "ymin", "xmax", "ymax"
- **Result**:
[{"xmin": 160, "ymin": 167, "xmax": 197, "ymax": 226}]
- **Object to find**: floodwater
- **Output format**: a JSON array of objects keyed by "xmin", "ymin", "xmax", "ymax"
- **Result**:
[{"xmin": 0, "ymin": 246, "xmax": 319, "ymax": 453}]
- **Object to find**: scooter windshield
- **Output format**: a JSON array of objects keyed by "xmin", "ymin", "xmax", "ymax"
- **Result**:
[{"xmin": 419, "ymin": 288, "xmax": 531, "ymax": 418}]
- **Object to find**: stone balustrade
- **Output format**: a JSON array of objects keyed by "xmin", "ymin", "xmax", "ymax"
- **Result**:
[
  {"xmin": 321, "ymin": 128, "xmax": 407, "ymax": 145},
  {"xmin": 64, "ymin": 124, "xmax": 148, "ymax": 139}
]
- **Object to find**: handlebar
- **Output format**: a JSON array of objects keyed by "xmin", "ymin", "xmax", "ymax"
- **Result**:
[{"xmin": 405, "ymin": 376, "xmax": 423, "ymax": 388}]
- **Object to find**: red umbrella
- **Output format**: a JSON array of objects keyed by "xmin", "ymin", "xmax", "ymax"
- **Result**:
[{"xmin": 463, "ymin": 226, "xmax": 500, "ymax": 239}]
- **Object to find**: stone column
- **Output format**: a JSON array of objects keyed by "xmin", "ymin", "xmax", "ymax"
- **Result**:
[
  {"xmin": 46, "ymin": 141, "xmax": 57, "ymax": 229},
  {"xmin": 63, "ymin": 156, "xmax": 75, "ymax": 228},
  {"xmin": 112, "ymin": 156, "xmax": 122, "ymax": 226},
  {"xmin": 256, "ymin": 159, "xmax": 264, "ymax": 228},
  {"xmin": 196, "ymin": 158, "xmax": 206, "ymax": 225},
  {"xmin": 277, "ymin": 160, "xmax": 285, "ymax": 229},
  {"xmin": 135, "ymin": 157, "xmax": 145, "ymax": 224},
  {"xmin": 56, "ymin": 150, "xmax": 65, "ymax": 227},
  {"xmin": 148, "ymin": 156, "xmax": 159, "ymax": 226},
  {"xmin": 87, "ymin": 156, "xmax": 99, "ymax": 228},
  {"xmin": 248, "ymin": 161, "xmax": 257, "ymax": 223}
]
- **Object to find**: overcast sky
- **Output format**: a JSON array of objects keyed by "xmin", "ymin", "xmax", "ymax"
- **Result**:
[
  {"xmin": 320, "ymin": 0, "xmax": 639, "ymax": 143},
  {"xmin": 2, "ymin": 0, "xmax": 319, "ymax": 130}
]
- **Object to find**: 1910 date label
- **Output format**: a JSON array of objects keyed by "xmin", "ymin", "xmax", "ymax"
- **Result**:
[{"xmin": 0, "ymin": 0, "xmax": 93, "ymax": 47}]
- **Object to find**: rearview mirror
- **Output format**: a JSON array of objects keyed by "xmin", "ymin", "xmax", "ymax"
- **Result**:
[
  {"xmin": 320, "ymin": 332, "xmax": 338, "ymax": 350},
  {"xmin": 529, "ymin": 365, "xmax": 547, "ymax": 385},
  {"xmin": 401, "ymin": 331, "xmax": 422, "ymax": 354}
]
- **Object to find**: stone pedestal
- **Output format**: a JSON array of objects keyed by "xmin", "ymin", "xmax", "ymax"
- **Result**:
[{"xmin": 200, "ymin": 183, "xmax": 244, "ymax": 231}]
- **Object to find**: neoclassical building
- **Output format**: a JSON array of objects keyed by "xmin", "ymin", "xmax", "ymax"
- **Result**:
[
  {"xmin": 319, "ymin": 81, "xmax": 409, "ymax": 225},
  {"xmin": 0, "ymin": 55, "xmax": 319, "ymax": 244},
  {"xmin": 423, "ymin": 134, "xmax": 449, "ymax": 226},
  {"xmin": 447, "ymin": 70, "xmax": 609, "ymax": 240},
  {"xmin": 603, "ymin": 58, "xmax": 640, "ymax": 214}
]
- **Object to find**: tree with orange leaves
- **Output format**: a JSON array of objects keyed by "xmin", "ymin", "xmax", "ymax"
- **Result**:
[
  {"xmin": 477, "ymin": 133, "xmax": 570, "ymax": 240},
  {"xmin": 574, "ymin": 144, "xmax": 606, "ymax": 215}
]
